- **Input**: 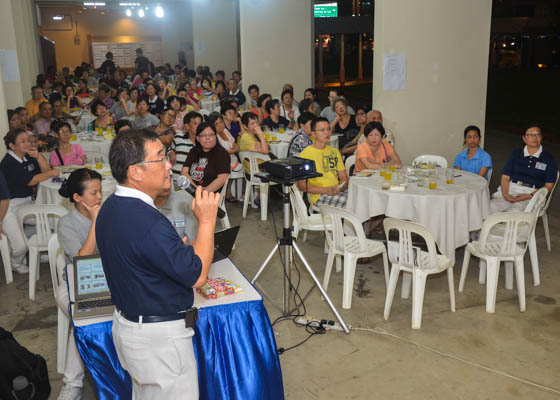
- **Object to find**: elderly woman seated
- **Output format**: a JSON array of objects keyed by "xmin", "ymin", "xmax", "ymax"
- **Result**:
[
  {"xmin": 50, "ymin": 121, "xmax": 86, "ymax": 166},
  {"xmin": 110, "ymin": 88, "xmax": 135, "ymax": 121},
  {"xmin": 330, "ymin": 97, "xmax": 359, "ymax": 149},
  {"xmin": 132, "ymin": 98, "xmax": 160, "ymax": 129},
  {"xmin": 354, "ymin": 122, "xmax": 402, "ymax": 173},
  {"xmin": 90, "ymin": 99, "xmax": 113, "ymax": 131},
  {"xmin": 180, "ymin": 122, "xmax": 230, "ymax": 193}
]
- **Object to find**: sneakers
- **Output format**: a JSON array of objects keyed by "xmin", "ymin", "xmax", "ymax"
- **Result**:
[
  {"xmin": 57, "ymin": 385, "xmax": 82, "ymax": 400},
  {"xmin": 12, "ymin": 264, "xmax": 29, "ymax": 274}
]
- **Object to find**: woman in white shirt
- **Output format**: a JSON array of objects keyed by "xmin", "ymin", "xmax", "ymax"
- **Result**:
[{"xmin": 279, "ymin": 89, "xmax": 299, "ymax": 125}]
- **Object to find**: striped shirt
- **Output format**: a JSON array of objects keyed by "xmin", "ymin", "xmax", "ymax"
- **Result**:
[{"xmin": 171, "ymin": 132, "xmax": 194, "ymax": 181}]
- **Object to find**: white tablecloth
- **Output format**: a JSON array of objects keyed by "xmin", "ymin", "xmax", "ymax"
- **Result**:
[
  {"xmin": 70, "ymin": 134, "xmax": 113, "ymax": 161},
  {"xmin": 347, "ymin": 169, "xmax": 491, "ymax": 264},
  {"xmin": 201, "ymin": 99, "xmax": 219, "ymax": 112}
]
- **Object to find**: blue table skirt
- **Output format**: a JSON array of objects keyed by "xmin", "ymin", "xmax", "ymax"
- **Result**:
[{"xmin": 74, "ymin": 300, "xmax": 284, "ymax": 400}]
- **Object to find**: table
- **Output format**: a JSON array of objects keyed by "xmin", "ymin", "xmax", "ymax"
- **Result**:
[
  {"xmin": 70, "ymin": 133, "xmax": 113, "ymax": 161},
  {"xmin": 347, "ymin": 168, "xmax": 491, "ymax": 264},
  {"xmin": 201, "ymin": 99, "xmax": 220, "ymax": 113},
  {"xmin": 69, "ymin": 258, "xmax": 284, "ymax": 400}
]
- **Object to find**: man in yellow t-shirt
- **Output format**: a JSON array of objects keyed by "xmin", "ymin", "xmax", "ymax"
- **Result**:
[
  {"xmin": 25, "ymin": 86, "xmax": 48, "ymax": 119},
  {"xmin": 297, "ymin": 117, "xmax": 348, "ymax": 208}
]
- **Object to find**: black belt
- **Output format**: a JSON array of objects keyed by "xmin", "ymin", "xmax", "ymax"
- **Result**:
[
  {"xmin": 514, "ymin": 180, "xmax": 536, "ymax": 189},
  {"xmin": 118, "ymin": 309, "xmax": 186, "ymax": 324}
]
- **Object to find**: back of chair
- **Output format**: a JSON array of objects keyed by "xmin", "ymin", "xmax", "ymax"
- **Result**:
[
  {"xmin": 290, "ymin": 185, "xmax": 309, "ymax": 224},
  {"xmin": 345, "ymin": 155, "xmax": 356, "ymax": 176},
  {"xmin": 486, "ymin": 168, "xmax": 493, "ymax": 184},
  {"xmin": 47, "ymin": 234, "xmax": 66, "ymax": 297},
  {"xmin": 413, "ymin": 155, "xmax": 448, "ymax": 168},
  {"xmin": 218, "ymin": 175, "xmax": 230, "ymax": 209},
  {"xmin": 541, "ymin": 171, "xmax": 559, "ymax": 216},
  {"xmin": 320, "ymin": 205, "xmax": 368, "ymax": 253},
  {"xmin": 524, "ymin": 187, "xmax": 548, "ymax": 214},
  {"xmin": 17, "ymin": 204, "xmax": 68, "ymax": 246},
  {"xmin": 383, "ymin": 217, "xmax": 438, "ymax": 270},
  {"xmin": 239, "ymin": 151, "xmax": 271, "ymax": 184},
  {"xmin": 479, "ymin": 212, "xmax": 536, "ymax": 256},
  {"xmin": 198, "ymin": 109, "xmax": 211, "ymax": 117}
]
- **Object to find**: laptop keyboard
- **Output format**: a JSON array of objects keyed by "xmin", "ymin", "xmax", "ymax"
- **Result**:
[{"xmin": 77, "ymin": 298, "xmax": 113, "ymax": 310}]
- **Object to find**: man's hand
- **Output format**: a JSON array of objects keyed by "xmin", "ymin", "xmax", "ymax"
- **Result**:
[
  {"xmin": 502, "ymin": 192, "xmax": 517, "ymax": 203},
  {"xmin": 513, "ymin": 193, "xmax": 531, "ymax": 202},
  {"xmin": 192, "ymin": 185, "xmax": 219, "ymax": 224},
  {"xmin": 325, "ymin": 186, "xmax": 340, "ymax": 196}
]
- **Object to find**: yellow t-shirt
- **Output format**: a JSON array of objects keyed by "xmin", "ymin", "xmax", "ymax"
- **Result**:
[
  {"xmin": 25, "ymin": 98, "xmax": 47, "ymax": 117},
  {"xmin": 238, "ymin": 131, "xmax": 262, "ymax": 173},
  {"xmin": 299, "ymin": 145, "xmax": 344, "ymax": 204}
]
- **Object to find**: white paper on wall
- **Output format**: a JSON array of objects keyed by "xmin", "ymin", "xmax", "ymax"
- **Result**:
[
  {"xmin": 0, "ymin": 49, "xmax": 21, "ymax": 82},
  {"xmin": 383, "ymin": 53, "xmax": 406, "ymax": 91}
]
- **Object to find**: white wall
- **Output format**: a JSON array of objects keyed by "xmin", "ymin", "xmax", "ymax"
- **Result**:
[
  {"xmin": 239, "ymin": 0, "xmax": 313, "ymax": 98},
  {"xmin": 373, "ymin": 0, "xmax": 492, "ymax": 165},
  {"xmin": 192, "ymin": 0, "xmax": 239, "ymax": 77},
  {"xmin": 162, "ymin": 2, "xmax": 194, "ymax": 68}
]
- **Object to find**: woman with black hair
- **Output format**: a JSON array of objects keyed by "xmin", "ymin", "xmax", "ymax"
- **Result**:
[
  {"xmin": 56, "ymin": 168, "xmax": 102, "ymax": 400},
  {"xmin": 110, "ymin": 87, "xmax": 134, "ymax": 121},
  {"xmin": 91, "ymin": 99, "xmax": 113, "ymax": 130},
  {"xmin": 354, "ymin": 122, "xmax": 402, "ymax": 173},
  {"xmin": 7, "ymin": 109, "xmax": 21, "ymax": 130},
  {"xmin": 50, "ymin": 121, "xmax": 86, "ymax": 166},
  {"xmin": 181, "ymin": 122, "xmax": 230, "ymax": 193},
  {"xmin": 145, "ymin": 82, "xmax": 165, "ymax": 116}
]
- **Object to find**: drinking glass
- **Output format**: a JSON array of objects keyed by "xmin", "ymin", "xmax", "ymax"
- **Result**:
[
  {"xmin": 446, "ymin": 169, "xmax": 454, "ymax": 184},
  {"xmin": 95, "ymin": 157, "xmax": 103, "ymax": 169},
  {"xmin": 71, "ymin": 134, "xmax": 77, "ymax": 141},
  {"xmin": 272, "ymin": 130, "xmax": 278, "ymax": 141},
  {"xmin": 384, "ymin": 168, "xmax": 392, "ymax": 181},
  {"xmin": 278, "ymin": 124, "xmax": 285, "ymax": 134},
  {"xmin": 429, "ymin": 175, "xmax": 437, "ymax": 189}
]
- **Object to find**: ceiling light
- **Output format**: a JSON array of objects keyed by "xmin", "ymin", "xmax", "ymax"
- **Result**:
[
  {"xmin": 155, "ymin": 6, "xmax": 164, "ymax": 18},
  {"xmin": 83, "ymin": 2, "xmax": 106, "ymax": 6},
  {"xmin": 52, "ymin": 15, "xmax": 64, "ymax": 20},
  {"xmin": 119, "ymin": 2, "xmax": 140, "ymax": 5},
  {"xmin": 125, "ymin": 8, "xmax": 132, "ymax": 16},
  {"xmin": 138, "ymin": 9, "xmax": 145, "ymax": 17}
]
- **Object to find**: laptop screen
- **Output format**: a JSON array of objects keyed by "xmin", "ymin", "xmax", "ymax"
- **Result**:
[{"xmin": 75, "ymin": 256, "xmax": 109, "ymax": 297}]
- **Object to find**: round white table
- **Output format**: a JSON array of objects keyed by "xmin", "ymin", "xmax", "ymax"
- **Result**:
[
  {"xmin": 69, "ymin": 133, "xmax": 113, "ymax": 162},
  {"xmin": 347, "ymin": 168, "xmax": 491, "ymax": 264},
  {"xmin": 201, "ymin": 99, "xmax": 219, "ymax": 113}
]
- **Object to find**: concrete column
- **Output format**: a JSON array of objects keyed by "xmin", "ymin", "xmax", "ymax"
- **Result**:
[
  {"xmin": 191, "ymin": 0, "xmax": 239, "ymax": 76},
  {"xmin": 239, "ymin": 0, "xmax": 313, "ymax": 98},
  {"xmin": 372, "ymin": 0, "xmax": 492, "ymax": 164}
]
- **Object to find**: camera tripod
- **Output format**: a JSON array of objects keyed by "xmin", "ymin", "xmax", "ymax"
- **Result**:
[{"xmin": 251, "ymin": 181, "xmax": 350, "ymax": 334}]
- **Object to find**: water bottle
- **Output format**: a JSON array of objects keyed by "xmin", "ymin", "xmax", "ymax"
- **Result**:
[
  {"xmin": 11, "ymin": 376, "xmax": 35, "ymax": 400},
  {"xmin": 87, "ymin": 122, "xmax": 93, "ymax": 135}
]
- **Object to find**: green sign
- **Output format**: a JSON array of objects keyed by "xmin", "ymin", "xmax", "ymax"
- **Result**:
[{"xmin": 314, "ymin": 3, "xmax": 338, "ymax": 18}]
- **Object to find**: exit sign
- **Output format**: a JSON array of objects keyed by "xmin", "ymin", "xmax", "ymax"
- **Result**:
[{"xmin": 314, "ymin": 2, "xmax": 338, "ymax": 18}]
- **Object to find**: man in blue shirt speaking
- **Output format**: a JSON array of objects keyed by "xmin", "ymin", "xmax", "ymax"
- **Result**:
[{"xmin": 96, "ymin": 128, "xmax": 219, "ymax": 399}]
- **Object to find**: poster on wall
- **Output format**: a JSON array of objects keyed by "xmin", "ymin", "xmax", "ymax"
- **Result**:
[
  {"xmin": 92, "ymin": 40, "xmax": 163, "ymax": 69},
  {"xmin": 383, "ymin": 53, "xmax": 406, "ymax": 91},
  {"xmin": 0, "ymin": 49, "xmax": 21, "ymax": 82}
]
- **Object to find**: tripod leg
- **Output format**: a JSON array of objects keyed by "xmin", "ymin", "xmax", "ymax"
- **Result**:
[
  {"xmin": 252, "ymin": 243, "xmax": 279, "ymax": 284},
  {"xmin": 292, "ymin": 243, "xmax": 351, "ymax": 334}
]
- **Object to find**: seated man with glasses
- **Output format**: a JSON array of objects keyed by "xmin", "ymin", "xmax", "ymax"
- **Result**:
[
  {"xmin": 490, "ymin": 125, "xmax": 558, "ymax": 213},
  {"xmin": 297, "ymin": 117, "xmax": 349, "ymax": 209}
]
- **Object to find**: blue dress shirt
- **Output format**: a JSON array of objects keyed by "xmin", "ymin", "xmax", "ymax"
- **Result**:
[{"xmin": 453, "ymin": 146, "xmax": 492, "ymax": 179}]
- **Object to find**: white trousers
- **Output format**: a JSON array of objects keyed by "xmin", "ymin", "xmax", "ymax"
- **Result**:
[
  {"xmin": 56, "ymin": 285, "xmax": 86, "ymax": 388},
  {"xmin": 3, "ymin": 197, "xmax": 32, "ymax": 265},
  {"xmin": 112, "ymin": 310, "xmax": 199, "ymax": 400},
  {"xmin": 490, "ymin": 182, "xmax": 534, "ymax": 214}
]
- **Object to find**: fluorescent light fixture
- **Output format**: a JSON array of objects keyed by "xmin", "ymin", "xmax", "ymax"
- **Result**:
[
  {"xmin": 138, "ymin": 9, "xmax": 145, "ymax": 17},
  {"xmin": 125, "ymin": 8, "xmax": 132, "ymax": 16},
  {"xmin": 155, "ymin": 6, "xmax": 164, "ymax": 18},
  {"xmin": 83, "ymin": 2, "xmax": 106, "ymax": 6},
  {"xmin": 119, "ymin": 2, "xmax": 140, "ymax": 5},
  {"xmin": 52, "ymin": 15, "xmax": 65, "ymax": 20}
]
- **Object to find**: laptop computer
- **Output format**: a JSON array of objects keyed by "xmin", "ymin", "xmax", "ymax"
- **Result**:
[
  {"xmin": 72, "ymin": 255, "xmax": 114, "ymax": 320},
  {"xmin": 213, "ymin": 226, "xmax": 240, "ymax": 262}
]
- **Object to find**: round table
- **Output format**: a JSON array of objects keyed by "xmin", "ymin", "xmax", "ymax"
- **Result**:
[
  {"xmin": 347, "ymin": 168, "xmax": 491, "ymax": 264},
  {"xmin": 201, "ymin": 99, "xmax": 219, "ymax": 113},
  {"xmin": 70, "ymin": 133, "xmax": 113, "ymax": 162}
]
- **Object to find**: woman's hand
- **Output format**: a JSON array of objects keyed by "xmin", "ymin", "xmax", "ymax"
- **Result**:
[
  {"xmin": 82, "ymin": 202, "xmax": 101, "ymax": 221},
  {"xmin": 27, "ymin": 148, "xmax": 39, "ymax": 158},
  {"xmin": 49, "ymin": 169, "xmax": 61, "ymax": 177}
]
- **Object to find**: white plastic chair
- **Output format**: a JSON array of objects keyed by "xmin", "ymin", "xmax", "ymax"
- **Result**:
[
  {"xmin": 239, "ymin": 151, "xmax": 276, "ymax": 221},
  {"xmin": 413, "ymin": 154, "xmax": 448, "ymax": 168},
  {"xmin": 17, "ymin": 204, "xmax": 68, "ymax": 300},
  {"xmin": 485, "ymin": 187, "xmax": 548, "ymax": 288},
  {"xmin": 47, "ymin": 234, "xmax": 70, "ymax": 374},
  {"xmin": 458, "ymin": 212, "xmax": 536, "ymax": 313},
  {"xmin": 320, "ymin": 205, "xmax": 389, "ymax": 309},
  {"xmin": 229, "ymin": 168, "xmax": 245, "ymax": 201},
  {"xmin": 486, "ymin": 168, "xmax": 493, "ymax": 184},
  {"xmin": 218, "ymin": 176, "xmax": 231, "ymax": 230},
  {"xmin": 383, "ymin": 218, "xmax": 455, "ymax": 329},
  {"xmin": 198, "ymin": 108, "xmax": 211, "ymax": 118},
  {"xmin": 290, "ymin": 185, "xmax": 330, "ymax": 242},
  {"xmin": 345, "ymin": 155, "xmax": 356, "ymax": 176},
  {"xmin": 541, "ymin": 171, "xmax": 558, "ymax": 251},
  {"xmin": 1, "ymin": 233, "xmax": 13, "ymax": 284}
]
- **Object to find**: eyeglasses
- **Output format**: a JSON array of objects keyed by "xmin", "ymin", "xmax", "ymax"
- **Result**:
[
  {"xmin": 136, "ymin": 154, "xmax": 170, "ymax": 165},
  {"xmin": 525, "ymin": 133, "xmax": 542, "ymax": 138}
]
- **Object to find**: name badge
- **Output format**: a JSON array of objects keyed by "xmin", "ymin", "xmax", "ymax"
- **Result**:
[
  {"xmin": 27, "ymin": 164, "xmax": 36, "ymax": 172},
  {"xmin": 535, "ymin": 162, "xmax": 547, "ymax": 171},
  {"xmin": 172, "ymin": 219, "xmax": 185, "ymax": 228}
]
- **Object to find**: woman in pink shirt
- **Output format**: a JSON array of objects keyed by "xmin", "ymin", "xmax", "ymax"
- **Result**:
[
  {"xmin": 354, "ymin": 122, "xmax": 402, "ymax": 173},
  {"xmin": 50, "ymin": 121, "xmax": 87, "ymax": 166}
]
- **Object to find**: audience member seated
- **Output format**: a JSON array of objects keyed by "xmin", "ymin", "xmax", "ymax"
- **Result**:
[
  {"xmin": 341, "ymin": 106, "xmax": 368, "ymax": 155},
  {"xmin": 33, "ymin": 102, "xmax": 53, "ymax": 137},
  {"xmin": 248, "ymin": 84, "xmax": 260, "ymax": 109},
  {"xmin": 490, "ymin": 125, "xmax": 558, "ymax": 213},
  {"xmin": 64, "ymin": 84, "xmax": 82, "ymax": 110},
  {"xmin": 171, "ymin": 111, "xmax": 201, "ymax": 181},
  {"xmin": 8, "ymin": 110, "xmax": 22, "ymax": 130},
  {"xmin": 180, "ymin": 122, "xmax": 230, "ymax": 193},
  {"xmin": 354, "ymin": 122, "xmax": 402, "ymax": 174},
  {"xmin": 279, "ymin": 89, "xmax": 299, "ymax": 124},
  {"xmin": 167, "ymin": 95, "xmax": 186, "ymax": 131},
  {"xmin": 298, "ymin": 98, "xmax": 316, "ymax": 116},
  {"xmin": 95, "ymin": 84, "xmax": 115, "ymax": 111},
  {"xmin": 209, "ymin": 112, "xmax": 241, "ymax": 173},
  {"xmin": 115, "ymin": 119, "xmax": 132, "ymax": 135},
  {"xmin": 181, "ymin": 82, "xmax": 202, "ymax": 111},
  {"xmin": 110, "ymin": 88, "xmax": 134, "ymax": 121},
  {"xmin": 57, "ymin": 168, "xmax": 102, "ymax": 400},
  {"xmin": 262, "ymin": 99, "xmax": 293, "ymax": 130},
  {"xmin": 320, "ymin": 88, "xmax": 355, "ymax": 122},
  {"xmin": 145, "ymin": 83, "xmax": 165, "ymax": 116},
  {"xmin": 453, "ymin": 125, "xmax": 492, "ymax": 179},
  {"xmin": 155, "ymin": 108, "xmax": 176, "ymax": 154},
  {"xmin": 50, "ymin": 121, "xmax": 86, "ymax": 166},
  {"xmin": 221, "ymin": 104, "xmax": 241, "ymax": 142},
  {"xmin": 330, "ymin": 97, "xmax": 359, "ymax": 149},
  {"xmin": 132, "ymin": 98, "xmax": 159, "ymax": 129},
  {"xmin": 16, "ymin": 107, "xmax": 33, "ymax": 132},
  {"xmin": 281, "ymin": 84, "xmax": 299, "ymax": 108},
  {"xmin": 25, "ymin": 86, "xmax": 47, "ymax": 118},
  {"xmin": 129, "ymin": 86, "xmax": 140, "ymax": 112},
  {"xmin": 232, "ymin": 70, "xmax": 243, "ymax": 91},
  {"xmin": 201, "ymin": 77, "xmax": 215, "ymax": 98},
  {"xmin": 288, "ymin": 112, "xmax": 315, "ymax": 157},
  {"xmin": 157, "ymin": 76, "xmax": 173, "ymax": 100},
  {"xmin": 90, "ymin": 100, "xmax": 113, "ymax": 131},
  {"xmin": 0, "ymin": 129, "xmax": 60, "ymax": 273},
  {"xmin": 304, "ymin": 88, "xmax": 321, "ymax": 115},
  {"xmin": 365, "ymin": 109, "xmax": 395, "ymax": 146},
  {"xmin": 51, "ymin": 99, "xmax": 70, "ymax": 123},
  {"xmin": 49, "ymin": 82, "xmax": 64, "ymax": 104},
  {"xmin": 252, "ymin": 94, "xmax": 271, "ymax": 124},
  {"xmin": 238, "ymin": 112, "xmax": 270, "ymax": 174},
  {"xmin": 75, "ymin": 79, "xmax": 91, "ymax": 97},
  {"xmin": 297, "ymin": 117, "xmax": 349, "ymax": 208},
  {"xmin": 227, "ymin": 79, "xmax": 246, "ymax": 106}
]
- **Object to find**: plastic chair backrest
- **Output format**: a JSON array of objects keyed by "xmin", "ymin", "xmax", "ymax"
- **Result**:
[
  {"xmin": 383, "ymin": 217, "xmax": 438, "ymax": 270},
  {"xmin": 239, "ymin": 151, "xmax": 271, "ymax": 184},
  {"xmin": 486, "ymin": 168, "xmax": 493, "ymax": 184},
  {"xmin": 541, "ymin": 171, "xmax": 559, "ymax": 216},
  {"xmin": 198, "ymin": 109, "xmax": 210, "ymax": 117},
  {"xmin": 479, "ymin": 212, "xmax": 536, "ymax": 256},
  {"xmin": 345, "ymin": 155, "xmax": 356, "ymax": 176},
  {"xmin": 218, "ymin": 175, "xmax": 230, "ymax": 209},
  {"xmin": 524, "ymin": 187, "xmax": 548, "ymax": 214},
  {"xmin": 290, "ymin": 185, "xmax": 309, "ymax": 224},
  {"xmin": 16, "ymin": 204, "xmax": 68, "ymax": 246},
  {"xmin": 413, "ymin": 155, "xmax": 448, "ymax": 168},
  {"xmin": 319, "ymin": 205, "xmax": 368, "ymax": 253},
  {"xmin": 47, "ymin": 234, "xmax": 66, "ymax": 297}
]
